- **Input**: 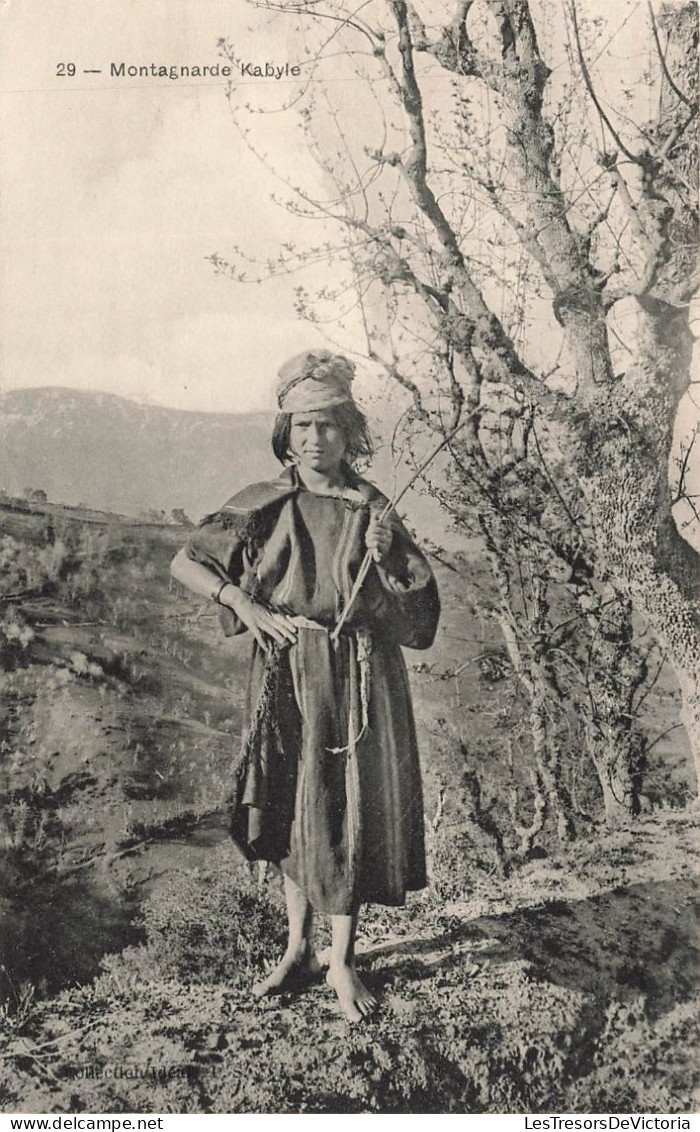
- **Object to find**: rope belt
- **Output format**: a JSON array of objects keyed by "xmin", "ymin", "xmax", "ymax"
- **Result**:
[{"xmin": 287, "ymin": 616, "xmax": 372, "ymax": 753}]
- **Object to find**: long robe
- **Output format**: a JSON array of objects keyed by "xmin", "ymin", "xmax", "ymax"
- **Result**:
[{"xmin": 184, "ymin": 465, "xmax": 440, "ymax": 914}]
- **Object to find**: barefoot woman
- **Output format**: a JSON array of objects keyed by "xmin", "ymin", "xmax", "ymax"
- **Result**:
[{"xmin": 171, "ymin": 350, "xmax": 440, "ymax": 1022}]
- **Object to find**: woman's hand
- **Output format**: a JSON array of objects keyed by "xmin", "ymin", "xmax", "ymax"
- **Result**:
[
  {"xmin": 365, "ymin": 505, "xmax": 393, "ymax": 564},
  {"xmin": 220, "ymin": 585, "xmax": 297, "ymax": 652}
]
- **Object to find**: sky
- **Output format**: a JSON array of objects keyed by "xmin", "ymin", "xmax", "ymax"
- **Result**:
[
  {"xmin": 0, "ymin": 0, "xmax": 348, "ymax": 413},
  {"xmin": 0, "ymin": 0, "xmax": 697, "ymax": 444}
]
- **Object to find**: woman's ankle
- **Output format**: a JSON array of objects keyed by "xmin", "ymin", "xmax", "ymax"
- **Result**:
[{"xmin": 285, "ymin": 936, "xmax": 315, "ymax": 960}]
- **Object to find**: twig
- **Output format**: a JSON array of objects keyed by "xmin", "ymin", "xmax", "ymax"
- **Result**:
[
  {"xmin": 647, "ymin": 0, "xmax": 693, "ymax": 111},
  {"xmin": 25, "ymin": 1019, "xmax": 102, "ymax": 1053},
  {"xmin": 646, "ymin": 722, "xmax": 683, "ymax": 753},
  {"xmin": 331, "ymin": 415, "xmax": 475, "ymax": 639},
  {"xmin": 0, "ymin": 590, "xmax": 43, "ymax": 604},
  {"xmin": 568, "ymin": 0, "xmax": 638, "ymax": 164}
]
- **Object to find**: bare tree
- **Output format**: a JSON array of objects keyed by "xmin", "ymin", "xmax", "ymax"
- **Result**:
[{"xmin": 214, "ymin": 0, "xmax": 699, "ymax": 824}]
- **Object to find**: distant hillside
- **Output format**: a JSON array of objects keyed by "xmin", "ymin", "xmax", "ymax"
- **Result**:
[
  {"xmin": 0, "ymin": 386, "xmax": 458, "ymax": 544},
  {"xmin": 0, "ymin": 387, "xmax": 279, "ymax": 519}
]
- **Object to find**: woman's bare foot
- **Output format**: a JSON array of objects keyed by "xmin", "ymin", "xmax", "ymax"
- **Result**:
[
  {"xmin": 252, "ymin": 943, "xmax": 322, "ymax": 998},
  {"xmin": 326, "ymin": 964, "xmax": 377, "ymax": 1022}
]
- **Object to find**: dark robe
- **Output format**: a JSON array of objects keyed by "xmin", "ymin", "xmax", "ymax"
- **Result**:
[{"xmin": 184, "ymin": 466, "xmax": 440, "ymax": 913}]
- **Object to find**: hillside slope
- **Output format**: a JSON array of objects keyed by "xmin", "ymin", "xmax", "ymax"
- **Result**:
[
  {"xmin": 0, "ymin": 386, "xmax": 469, "ymax": 547},
  {"xmin": 0, "ymin": 387, "xmax": 278, "ymax": 518},
  {"xmin": 0, "ymin": 500, "xmax": 696, "ymax": 1114},
  {"xmin": 1, "ymin": 815, "xmax": 697, "ymax": 1114}
]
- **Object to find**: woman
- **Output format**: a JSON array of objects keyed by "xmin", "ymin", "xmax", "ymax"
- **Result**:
[{"xmin": 170, "ymin": 349, "xmax": 440, "ymax": 1022}]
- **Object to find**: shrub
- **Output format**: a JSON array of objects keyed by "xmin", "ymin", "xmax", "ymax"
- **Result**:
[
  {"xmin": 104, "ymin": 849, "xmax": 287, "ymax": 989},
  {"xmin": 0, "ymin": 535, "xmax": 66, "ymax": 596}
]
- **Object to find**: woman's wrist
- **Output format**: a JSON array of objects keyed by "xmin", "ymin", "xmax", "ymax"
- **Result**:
[{"xmin": 211, "ymin": 580, "xmax": 239, "ymax": 606}]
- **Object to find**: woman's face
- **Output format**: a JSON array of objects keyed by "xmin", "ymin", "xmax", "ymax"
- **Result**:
[{"xmin": 289, "ymin": 409, "xmax": 347, "ymax": 474}]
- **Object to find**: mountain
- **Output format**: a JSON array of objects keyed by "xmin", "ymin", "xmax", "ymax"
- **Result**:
[
  {"xmin": 0, "ymin": 386, "xmax": 459, "ymax": 544},
  {"xmin": 0, "ymin": 387, "xmax": 279, "ymax": 519}
]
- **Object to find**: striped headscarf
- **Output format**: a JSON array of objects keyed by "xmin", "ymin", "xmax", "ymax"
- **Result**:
[{"xmin": 276, "ymin": 350, "xmax": 355, "ymax": 412}]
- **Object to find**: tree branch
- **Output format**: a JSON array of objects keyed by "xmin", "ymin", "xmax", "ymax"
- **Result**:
[
  {"xmin": 648, "ymin": 0, "xmax": 694, "ymax": 110},
  {"xmin": 567, "ymin": 0, "xmax": 638, "ymax": 165},
  {"xmin": 410, "ymin": 0, "xmax": 482, "ymax": 77}
]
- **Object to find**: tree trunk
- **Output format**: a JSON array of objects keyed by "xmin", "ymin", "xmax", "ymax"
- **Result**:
[
  {"xmin": 529, "ymin": 666, "xmax": 576, "ymax": 840},
  {"xmin": 569, "ymin": 587, "xmax": 649, "ymax": 819},
  {"xmin": 586, "ymin": 728, "xmax": 640, "ymax": 823},
  {"xmin": 569, "ymin": 303, "xmax": 700, "ymax": 791}
]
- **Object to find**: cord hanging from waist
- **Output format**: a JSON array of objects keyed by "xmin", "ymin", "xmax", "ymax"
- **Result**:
[{"xmin": 285, "ymin": 616, "xmax": 372, "ymax": 755}]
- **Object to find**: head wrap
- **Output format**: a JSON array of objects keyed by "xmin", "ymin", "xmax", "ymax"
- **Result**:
[{"xmin": 276, "ymin": 349, "xmax": 356, "ymax": 412}]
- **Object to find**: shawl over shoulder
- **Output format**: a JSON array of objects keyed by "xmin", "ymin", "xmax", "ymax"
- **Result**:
[{"xmin": 183, "ymin": 466, "xmax": 439, "ymax": 649}]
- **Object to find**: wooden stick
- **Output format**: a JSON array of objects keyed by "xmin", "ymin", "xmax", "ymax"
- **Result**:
[{"xmin": 330, "ymin": 417, "xmax": 471, "ymax": 640}]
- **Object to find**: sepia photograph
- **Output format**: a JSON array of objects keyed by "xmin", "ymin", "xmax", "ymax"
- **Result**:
[{"xmin": 0, "ymin": 0, "xmax": 698, "ymax": 1118}]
